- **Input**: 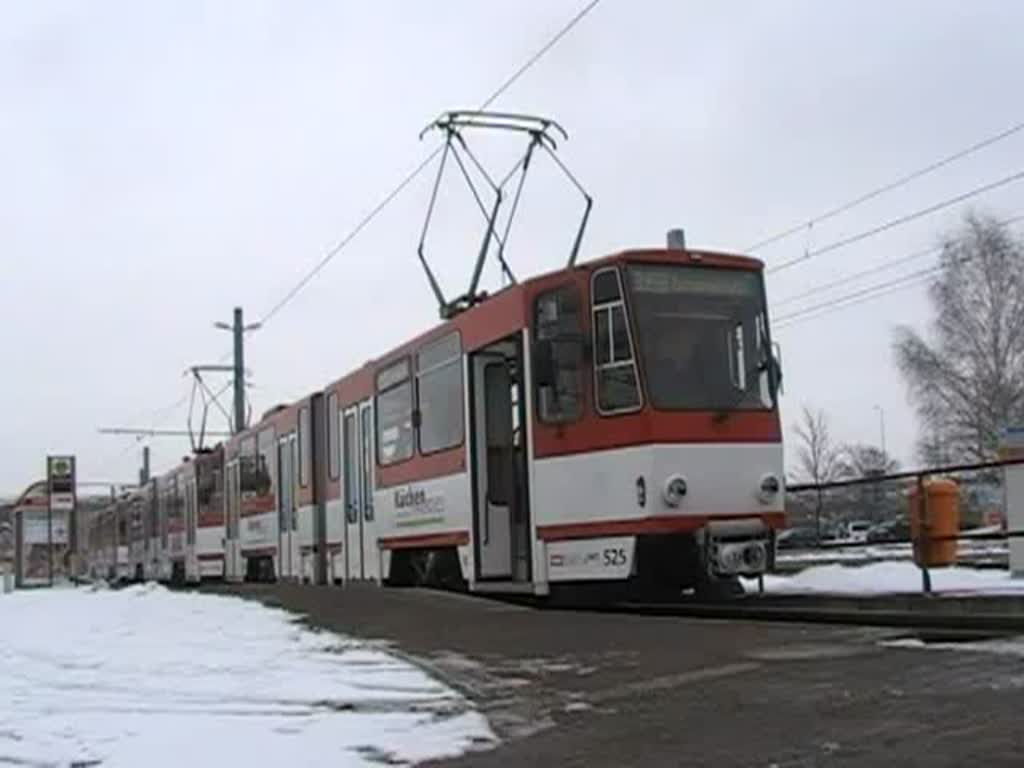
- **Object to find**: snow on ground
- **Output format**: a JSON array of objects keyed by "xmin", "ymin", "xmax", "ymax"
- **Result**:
[
  {"xmin": 743, "ymin": 561, "xmax": 1024, "ymax": 596},
  {"xmin": 777, "ymin": 540, "xmax": 1008, "ymax": 567},
  {"xmin": 0, "ymin": 584, "xmax": 495, "ymax": 767}
]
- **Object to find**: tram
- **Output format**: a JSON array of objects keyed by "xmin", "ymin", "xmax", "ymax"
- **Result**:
[{"xmin": 91, "ymin": 112, "xmax": 785, "ymax": 598}]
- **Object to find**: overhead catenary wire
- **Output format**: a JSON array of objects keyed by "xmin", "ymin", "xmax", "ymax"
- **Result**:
[
  {"xmin": 773, "ymin": 263, "xmax": 943, "ymax": 327},
  {"xmin": 89, "ymin": 383, "xmax": 196, "ymax": 476},
  {"xmin": 772, "ymin": 212, "xmax": 1024, "ymax": 308},
  {"xmin": 774, "ymin": 270, "xmax": 940, "ymax": 330},
  {"xmin": 772, "ymin": 213, "xmax": 1024, "ymax": 328},
  {"xmin": 257, "ymin": 0, "xmax": 603, "ymax": 327},
  {"xmin": 773, "ymin": 243, "xmax": 939, "ymax": 308},
  {"xmin": 772, "ymin": 213, "xmax": 1024, "ymax": 329},
  {"xmin": 766, "ymin": 168, "xmax": 1024, "ymax": 274},
  {"xmin": 104, "ymin": 1, "xmax": 604, "ymax": 470},
  {"xmin": 746, "ymin": 119, "xmax": 1024, "ymax": 252},
  {"xmin": 93, "ymin": 379, "xmax": 235, "ymax": 478}
]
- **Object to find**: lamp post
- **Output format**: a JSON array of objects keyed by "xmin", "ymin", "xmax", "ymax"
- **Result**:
[
  {"xmin": 871, "ymin": 404, "xmax": 888, "ymax": 521},
  {"xmin": 873, "ymin": 404, "xmax": 887, "ymax": 462}
]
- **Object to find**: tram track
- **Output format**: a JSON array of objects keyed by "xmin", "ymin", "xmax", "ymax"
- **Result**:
[{"xmin": 592, "ymin": 593, "xmax": 1024, "ymax": 632}]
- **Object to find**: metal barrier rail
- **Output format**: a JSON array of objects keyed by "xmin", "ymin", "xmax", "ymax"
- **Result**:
[
  {"xmin": 784, "ymin": 455, "xmax": 1024, "ymax": 594},
  {"xmin": 810, "ymin": 528, "xmax": 1024, "ymax": 548},
  {"xmin": 787, "ymin": 455, "xmax": 1024, "ymax": 494}
]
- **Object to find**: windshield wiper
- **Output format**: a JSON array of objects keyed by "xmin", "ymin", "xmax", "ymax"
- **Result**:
[
  {"xmin": 712, "ymin": 355, "xmax": 769, "ymax": 423},
  {"xmin": 713, "ymin": 321, "xmax": 775, "ymax": 423}
]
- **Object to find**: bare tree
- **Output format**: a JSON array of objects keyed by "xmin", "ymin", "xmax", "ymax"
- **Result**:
[
  {"xmin": 792, "ymin": 405, "xmax": 843, "ymax": 484},
  {"xmin": 893, "ymin": 212, "xmax": 1024, "ymax": 462},
  {"xmin": 838, "ymin": 443, "xmax": 900, "ymax": 477},
  {"xmin": 916, "ymin": 427, "xmax": 949, "ymax": 467},
  {"xmin": 834, "ymin": 443, "xmax": 901, "ymax": 523}
]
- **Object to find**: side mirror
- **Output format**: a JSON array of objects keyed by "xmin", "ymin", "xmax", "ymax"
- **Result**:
[{"xmin": 772, "ymin": 341, "xmax": 784, "ymax": 396}]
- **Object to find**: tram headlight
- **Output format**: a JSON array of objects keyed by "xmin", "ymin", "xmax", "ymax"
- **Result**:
[
  {"xmin": 758, "ymin": 474, "xmax": 781, "ymax": 503},
  {"xmin": 663, "ymin": 475, "xmax": 688, "ymax": 507}
]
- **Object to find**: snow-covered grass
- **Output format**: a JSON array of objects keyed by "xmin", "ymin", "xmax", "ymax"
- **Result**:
[
  {"xmin": 0, "ymin": 583, "xmax": 495, "ymax": 767},
  {"xmin": 744, "ymin": 561, "xmax": 1024, "ymax": 596},
  {"xmin": 777, "ymin": 540, "xmax": 1008, "ymax": 567}
]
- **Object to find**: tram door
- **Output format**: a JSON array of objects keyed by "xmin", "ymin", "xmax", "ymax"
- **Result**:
[
  {"xmin": 343, "ymin": 400, "xmax": 378, "ymax": 581},
  {"xmin": 359, "ymin": 401, "xmax": 378, "ymax": 581},
  {"xmin": 342, "ymin": 407, "xmax": 361, "ymax": 579},
  {"xmin": 471, "ymin": 338, "xmax": 531, "ymax": 581},
  {"xmin": 225, "ymin": 461, "xmax": 240, "ymax": 581},
  {"xmin": 277, "ymin": 434, "xmax": 298, "ymax": 580}
]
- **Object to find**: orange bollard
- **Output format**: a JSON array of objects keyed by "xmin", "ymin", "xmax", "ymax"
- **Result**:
[{"xmin": 908, "ymin": 478, "xmax": 960, "ymax": 567}]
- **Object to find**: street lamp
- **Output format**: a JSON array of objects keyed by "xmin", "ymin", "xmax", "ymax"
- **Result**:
[
  {"xmin": 213, "ymin": 308, "xmax": 261, "ymax": 433},
  {"xmin": 872, "ymin": 404, "xmax": 887, "ymax": 461}
]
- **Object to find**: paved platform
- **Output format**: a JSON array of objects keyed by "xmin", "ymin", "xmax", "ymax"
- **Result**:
[{"xmin": 214, "ymin": 584, "xmax": 1024, "ymax": 767}]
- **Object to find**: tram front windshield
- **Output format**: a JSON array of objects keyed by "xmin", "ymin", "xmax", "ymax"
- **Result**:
[{"xmin": 626, "ymin": 264, "xmax": 775, "ymax": 412}]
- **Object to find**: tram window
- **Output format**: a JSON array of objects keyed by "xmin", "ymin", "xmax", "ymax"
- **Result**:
[
  {"xmin": 417, "ymin": 332, "xmax": 464, "ymax": 454},
  {"xmin": 211, "ymin": 467, "xmax": 223, "ymax": 515},
  {"xmin": 197, "ymin": 463, "xmax": 215, "ymax": 507},
  {"xmin": 327, "ymin": 392, "xmax": 340, "ymax": 479},
  {"xmin": 298, "ymin": 405, "xmax": 310, "ymax": 487},
  {"xmin": 160, "ymin": 485, "xmax": 169, "ymax": 547},
  {"xmin": 592, "ymin": 268, "xmax": 642, "ymax": 414},
  {"xmin": 625, "ymin": 264, "xmax": 774, "ymax": 411},
  {"xmin": 593, "ymin": 270, "xmax": 620, "ymax": 304},
  {"xmin": 239, "ymin": 435, "xmax": 261, "ymax": 494},
  {"xmin": 257, "ymin": 428, "xmax": 276, "ymax": 501},
  {"xmin": 225, "ymin": 464, "xmax": 238, "ymax": 539},
  {"xmin": 376, "ymin": 359, "xmax": 414, "ymax": 465},
  {"xmin": 533, "ymin": 285, "xmax": 583, "ymax": 423}
]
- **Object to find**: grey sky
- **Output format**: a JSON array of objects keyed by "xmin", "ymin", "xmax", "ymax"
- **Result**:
[{"xmin": 2, "ymin": 1, "xmax": 1023, "ymax": 495}]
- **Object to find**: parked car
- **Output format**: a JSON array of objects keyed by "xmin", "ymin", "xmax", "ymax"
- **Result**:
[
  {"xmin": 776, "ymin": 526, "xmax": 821, "ymax": 550},
  {"xmin": 867, "ymin": 518, "xmax": 911, "ymax": 543},
  {"xmin": 845, "ymin": 520, "xmax": 873, "ymax": 543}
]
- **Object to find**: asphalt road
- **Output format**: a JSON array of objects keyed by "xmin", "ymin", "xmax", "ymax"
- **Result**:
[{"xmin": 214, "ymin": 583, "xmax": 1024, "ymax": 767}]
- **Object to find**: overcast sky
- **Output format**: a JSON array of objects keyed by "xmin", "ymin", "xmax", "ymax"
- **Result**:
[{"xmin": 3, "ymin": 1, "xmax": 1024, "ymax": 496}]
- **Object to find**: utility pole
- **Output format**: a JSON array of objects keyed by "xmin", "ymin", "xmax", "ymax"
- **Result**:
[
  {"xmin": 140, "ymin": 445, "xmax": 150, "ymax": 486},
  {"xmin": 232, "ymin": 307, "xmax": 245, "ymax": 436},
  {"xmin": 215, "ymin": 307, "xmax": 260, "ymax": 434}
]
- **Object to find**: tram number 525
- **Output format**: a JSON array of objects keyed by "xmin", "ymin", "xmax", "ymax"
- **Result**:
[{"xmin": 602, "ymin": 547, "xmax": 628, "ymax": 567}]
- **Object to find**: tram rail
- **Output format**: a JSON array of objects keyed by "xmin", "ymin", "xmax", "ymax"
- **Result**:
[{"xmin": 591, "ymin": 592, "xmax": 1024, "ymax": 632}]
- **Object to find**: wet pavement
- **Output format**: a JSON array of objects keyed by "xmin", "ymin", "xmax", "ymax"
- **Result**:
[{"xmin": 213, "ymin": 583, "xmax": 1024, "ymax": 767}]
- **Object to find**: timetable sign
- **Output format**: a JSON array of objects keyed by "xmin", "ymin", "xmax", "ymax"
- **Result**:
[{"xmin": 48, "ymin": 455, "xmax": 76, "ymax": 512}]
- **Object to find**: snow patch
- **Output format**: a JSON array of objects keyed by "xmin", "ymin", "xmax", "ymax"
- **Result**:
[
  {"xmin": 0, "ymin": 584, "xmax": 495, "ymax": 767},
  {"xmin": 743, "ymin": 561, "xmax": 1024, "ymax": 596},
  {"xmin": 883, "ymin": 636, "xmax": 1024, "ymax": 658}
]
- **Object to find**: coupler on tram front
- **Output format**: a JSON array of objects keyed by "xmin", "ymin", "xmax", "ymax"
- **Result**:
[{"xmin": 546, "ymin": 520, "xmax": 779, "ymax": 605}]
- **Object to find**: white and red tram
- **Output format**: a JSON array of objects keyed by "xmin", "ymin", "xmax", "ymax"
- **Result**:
[
  {"xmin": 77, "ymin": 112, "xmax": 784, "ymax": 598},
  {"xmin": 116, "ymin": 448, "xmax": 227, "ymax": 584},
  {"xmin": 125, "ymin": 486, "xmax": 148, "ymax": 581},
  {"xmin": 192, "ymin": 447, "xmax": 227, "ymax": 580},
  {"xmin": 194, "ymin": 243, "xmax": 784, "ymax": 597},
  {"xmin": 84, "ymin": 241, "xmax": 783, "ymax": 597},
  {"xmin": 160, "ymin": 454, "xmax": 219, "ymax": 582},
  {"xmin": 222, "ymin": 401, "xmax": 311, "ymax": 583}
]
